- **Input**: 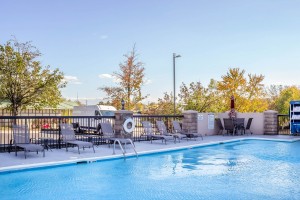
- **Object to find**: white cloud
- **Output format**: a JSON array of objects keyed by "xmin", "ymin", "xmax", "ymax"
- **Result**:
[
  {"xmin": 98, "ymin": 74, "xmax": 113, "ymax": 79},
  {"xmin": 64, "ymin": 75, "xmax": 82, "ymax": 85},
  {"xmin": 98, "ymin": 73, "xmax": 120, "ymax": 83}
]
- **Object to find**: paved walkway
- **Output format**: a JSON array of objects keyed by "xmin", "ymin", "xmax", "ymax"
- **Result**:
[{"xmin": 1, "ymin": 135, "xmax": 299, "ymax": 172}]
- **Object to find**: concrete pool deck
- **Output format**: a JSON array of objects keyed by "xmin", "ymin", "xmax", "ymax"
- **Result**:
[{"xmin": 1, "ymin": 135, "xmax": 300, "ymax": 172}]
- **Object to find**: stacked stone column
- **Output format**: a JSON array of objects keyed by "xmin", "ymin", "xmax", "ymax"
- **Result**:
[
  {"xmin": 264, "ymin": 110, "xmax": 278, "ymax": 135},
  {"xmin": 182, "ymin": 110, "xmax": 198, "ymax": 133},
  {"xmin": 114, "ymin": 110, "xmax": 133, "ymax": 138}
]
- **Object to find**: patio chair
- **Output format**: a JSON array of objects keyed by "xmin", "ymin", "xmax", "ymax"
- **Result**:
[
  {"xmin": 234, "ymin": 118, "xmax": 245, "ymax": 135},
  {"xmin": 223, "ymin": 118, "xmax": 236, "ymax": 135},
  {"xmin": 215, "ymin": 118, "xmax": 224, "ymax": 135},
  {"xmin": 172, "ymin": 121, "xmax": 203, "ymax": 140},
  {"xmin": 245, "ymin": 118, "xmax": 253, "ymax": 135},
  {"xmin": 156, "ymin": 120, "xmax": 187, "ymax": 142},
  {"xmin": 141, "ymin": 121, "xmax": 175, "ymax": 144},
  {"xmin": 12, "ymin": 124, "xmax": 45, "ymax": 159},
  {"xmin": 60, "ymin": 123, "xmax": 95, "ymax": 154}
]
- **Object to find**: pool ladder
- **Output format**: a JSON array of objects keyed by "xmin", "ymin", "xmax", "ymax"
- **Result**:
[{"xmin": 112, "ymin": 138, "xmax": 138, "ymax": 159}]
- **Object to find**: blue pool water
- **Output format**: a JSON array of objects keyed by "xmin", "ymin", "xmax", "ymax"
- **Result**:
[{"xmin": 1, "ymin": 140, "xmax": 300, "ymax": 200}]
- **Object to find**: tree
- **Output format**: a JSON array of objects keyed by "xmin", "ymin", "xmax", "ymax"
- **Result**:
[
  {"xmin": 143, "ymin": 102, "xmax": 159, "ymax": 115},
  {"xmin": 274, "ymin": 86, "xmax": 300, "ymax": 114},
  {"xmin": 100, "ymin": 45, "xmax": 147, "ymax": 110},
  {"xmin": 0, "ymin": 39, "xmax": 66, "ymax": 116},
  {"xmin": 178, "ymin": 79, "xmax": 221, "ymax": 112},
  {"xmin": 155, "ymin": 92, "xmax": 180, "ymax": 115},
  {"xmin": 100, "ymin": 87, "xmax": 125, "ymax": 109},
  {"xmin": 217, "ymin": 68, "xmax": 267, "ymax": 112},
  {"xmin": 265, "ymin": 85, "xmax": 286, "ymax": 110}
]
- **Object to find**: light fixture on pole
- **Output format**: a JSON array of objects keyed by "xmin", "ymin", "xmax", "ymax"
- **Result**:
[
  {"xmin": 173, "ymin": 53, "xmax": 181, "ymax": 115},
  {"xmin": 121, "ymin": 99, "xmax": 125, "ymax": 110}
]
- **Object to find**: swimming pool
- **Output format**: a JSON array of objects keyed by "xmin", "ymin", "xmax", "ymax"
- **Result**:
[{"xmin": 1, "ymin": 139, "xmax": 300, "ymax": 200}]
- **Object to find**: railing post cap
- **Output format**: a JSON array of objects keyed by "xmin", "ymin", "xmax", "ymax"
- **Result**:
[
  {"xmin": 264, "ymin": 110, "xmax": 278, "ymax": 114},
  {"xmin": 183, "ymin": 110, "xmax": 198, "ymax": 114}
]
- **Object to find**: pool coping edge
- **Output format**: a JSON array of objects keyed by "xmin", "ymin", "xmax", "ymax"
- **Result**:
[{"xmin": 1, "ymin": 136, "xmax": 300, "ymax": 173}]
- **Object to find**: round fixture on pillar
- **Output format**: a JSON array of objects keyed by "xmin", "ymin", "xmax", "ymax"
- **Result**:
[{"xmin": 123, "ymin": 117, "xmax": 135, "ymax": 133}]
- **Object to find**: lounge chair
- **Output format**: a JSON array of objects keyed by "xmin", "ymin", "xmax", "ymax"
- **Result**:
[
  {"xmin": 172, "ymin": 121, "xmax": 203, "ymax": 140},
  {"xmin": 60, "ymin": 123, "xmax": 95, "ymax": 154},
  {"xmin": 156, "ymin": 120, "xmax": 188, "ymax": 142},
  {"xmin": 12, "ymin": 124, "xmax": 45, "ymax": 159},
  {"xmin": 141, "ymin": 121, "xmax": 175, "ymax": 144}
]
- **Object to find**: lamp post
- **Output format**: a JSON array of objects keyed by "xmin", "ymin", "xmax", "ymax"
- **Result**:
[
  {"xmin": 173, "ymin": 53, "xmax": 181, "ymax": 115},
  {"xmin": 121, "ymin": 99, "xmax": 125, "ymax": 110}
]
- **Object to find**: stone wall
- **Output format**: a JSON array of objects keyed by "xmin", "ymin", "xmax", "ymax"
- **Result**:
[
  {"xmin": 182, "ymin": 110, "xmax": 198, "ymax": 133},
  {"xmin": 264, "ymin": 110, "xmax": 278, "ymax": 135}
]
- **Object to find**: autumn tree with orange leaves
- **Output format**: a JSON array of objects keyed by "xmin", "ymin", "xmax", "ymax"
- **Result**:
[
  {"xmin": 217, "ymin": 68, "xmax": 267, "ymax": 112},
  {"xmin": 100, "ymin": 45, "xmax": 147, "ymax": 110}
]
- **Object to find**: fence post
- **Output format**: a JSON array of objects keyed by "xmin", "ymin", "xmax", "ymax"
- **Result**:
[
  {"xmin": 277, "ymin": 114, "xmax": 279, "ymax": 134},
  {"xmin": 88, "ymin": 117, "xmax": 91, "ymax": 133},
  {"xmin": 58, "ymin": 117, "xmax": 61, "ymax": 149}
]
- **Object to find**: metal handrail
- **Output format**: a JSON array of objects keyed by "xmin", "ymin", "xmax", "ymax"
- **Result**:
[{"xmin": 112, "ymin": 138, "xmax": 138, "ymax": 159}]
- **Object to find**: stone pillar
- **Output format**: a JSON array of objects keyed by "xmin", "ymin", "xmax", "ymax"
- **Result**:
[
  {"xmin": 182, "ymin": 110, "xmax": 198, "ymax": 133},
  {"xmin": 264, "ymin": 110, "xmax": 278, "ymax": 135},
  {"xmin": 114, "ymin": 110, "xmax": 133, "ymax": 138}
]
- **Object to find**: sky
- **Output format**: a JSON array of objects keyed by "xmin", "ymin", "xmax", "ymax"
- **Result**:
[{"xmin": 1, "ymin": 0, "xmax": 300, "ymax": 105}]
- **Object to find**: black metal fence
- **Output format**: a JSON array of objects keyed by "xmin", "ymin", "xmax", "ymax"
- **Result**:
[
  {"xmin": 277, "ymin": 114, "xmax": 290, "ymax": 135},
  {"xmin": 2, "ymin": 113, "xmax": 291, "ymax": 153},
  {"xmin": 0, "ymin": 115, "xmax": 184, "ymax": 152}
]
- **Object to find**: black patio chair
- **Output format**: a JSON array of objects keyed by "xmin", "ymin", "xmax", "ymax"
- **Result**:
[
  {"xmin": 245, "ymin": 118, "xmax": 253, "ymax": 135},
  {"xmin": 234, "ymin": 118, "xmax": 245, "ymax": 135},
  {"xmin": 215, "ymin": 118, "xmax": 224, "ymax": 135},
  {"xmin": 223, "ymin": 118, "xmax": 236, "ymax": 136}
]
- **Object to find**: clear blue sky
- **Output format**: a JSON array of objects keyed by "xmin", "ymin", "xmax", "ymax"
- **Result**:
[{"xmin": 1, "ymin": 0, "xmax": 300, "ymax": 104}]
